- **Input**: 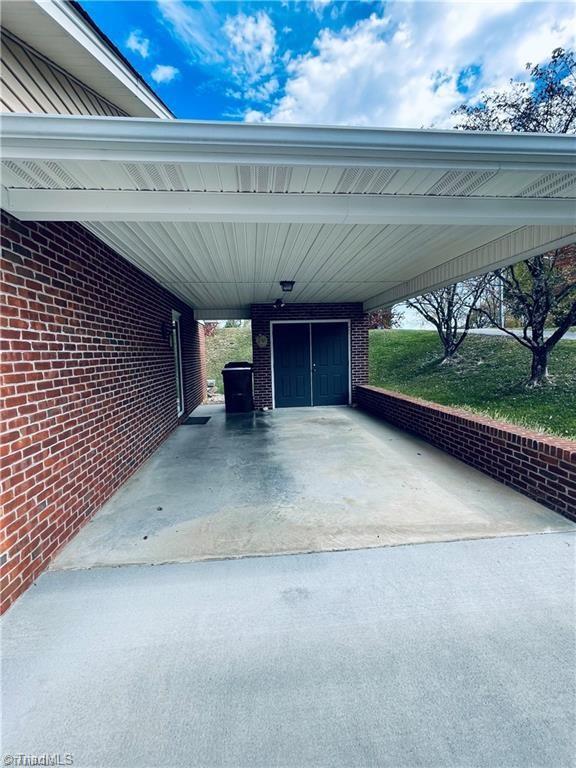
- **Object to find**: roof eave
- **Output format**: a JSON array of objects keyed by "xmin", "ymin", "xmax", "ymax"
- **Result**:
[
  {"xmin": 0, "ymin": 0, "xmax": 173, "ymax": 119},
  {"xmin": 1, "ymin": 113, "xmax": 575, "ymax": 172}
]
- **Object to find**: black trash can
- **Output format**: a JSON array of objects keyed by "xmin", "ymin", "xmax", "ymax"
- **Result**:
[{"xmin": 221, "ymin": 362, "xmax": 253, "ymax": 413}]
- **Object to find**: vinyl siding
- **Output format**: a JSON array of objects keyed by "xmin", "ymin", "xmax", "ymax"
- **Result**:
[{"xmin": 0, "ymin": 30, "xmax": 127, "ymax": 116}]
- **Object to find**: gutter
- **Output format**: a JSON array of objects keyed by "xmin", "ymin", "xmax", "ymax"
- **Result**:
[{"xmin": 1, "ymin": 113, "xmax": 575, "ymax": 171}]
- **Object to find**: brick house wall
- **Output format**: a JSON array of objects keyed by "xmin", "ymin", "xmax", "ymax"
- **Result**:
[
  {"xmin": 1, "ymin": 211, "xmax": 205, "ymax": 612},
  {"xmin": 251, "ymin": 302, "xmax": 369, "ymax": 409},
  {"xmin": 356, "ymin": 385, "xmax": 576, "ymax": 520}
]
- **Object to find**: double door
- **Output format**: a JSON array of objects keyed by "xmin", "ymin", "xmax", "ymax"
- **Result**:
[{"xmin": 272, "ymin": 322, "xmax": 349, "ymax": 408}]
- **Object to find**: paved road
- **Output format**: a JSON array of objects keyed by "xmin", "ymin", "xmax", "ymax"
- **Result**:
[
  {"xmin": 398, "ymin": 327, "xmax": 576, "ymax": 341},
  {"xmin": 2, "ymin": 533, "xmax": 575, "ymax": 767},
  {"xmin": 467, "ymin": 327, "xmax": 576, "ymax": 340}
]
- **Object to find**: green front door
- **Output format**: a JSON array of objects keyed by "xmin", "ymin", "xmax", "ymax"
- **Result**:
[
  {"xmin": 312, "ymin": 322, "xmax": 349, "ymax": 406},
  {"xmin": 273, "ymin": 323, "xmax": 312, "ymax": 407},
  {"xmin": 273, "ymin": 322, "xmax": 349, "ymax": 408}
]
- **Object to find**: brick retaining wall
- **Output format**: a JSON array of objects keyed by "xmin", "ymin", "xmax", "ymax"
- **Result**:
[
  {"xmin": 1, "ymin": 211, "xmax": 205, "ymax": 612},
  {"xmin": 356, "ymin": 385, "xmax": 576, "ymax": 520}
]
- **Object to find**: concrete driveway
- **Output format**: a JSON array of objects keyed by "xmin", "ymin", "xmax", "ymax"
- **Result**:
[
  {"xmin": 51, "ymin": 406, "xmax": 572, "ymax": 571},
  {"xmin": 3, "ymin": 533, "xmax": 575, "ymax": 767},
  {"xmin": 4, "ymin": 406, "xmax": 575, "ymax": 767}
]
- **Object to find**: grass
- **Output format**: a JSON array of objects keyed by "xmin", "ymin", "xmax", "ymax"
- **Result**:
[
  {"xmin": 205, "ymin": 326, "xmax": 253, "ymax": 391},
  {"xmin": 369, "ymin": 330, "xmax": 576, "ymax": 439}
]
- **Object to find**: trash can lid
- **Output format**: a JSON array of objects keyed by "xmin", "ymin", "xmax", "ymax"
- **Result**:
[
  {"xmin": 223, "ymin": 361, "xmax": 252, "ymax": 368},
  {"xmin": 222, "ymin": 367, "xmax": 253, "ymax": 374}
]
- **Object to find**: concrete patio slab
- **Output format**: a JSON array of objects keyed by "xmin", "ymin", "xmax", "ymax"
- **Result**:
[
  {"xmin": 51, "ymin": 406, "xmax": 573, "ymax": 571},
  {"xmin": 3, "ymin": 533, "xmax": 575, "ymax": 767}
]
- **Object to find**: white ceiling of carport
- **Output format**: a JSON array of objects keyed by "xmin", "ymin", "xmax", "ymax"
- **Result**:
[{"xmin": 82, "ymin": 220, "xmax": 513, "ymax": 310}]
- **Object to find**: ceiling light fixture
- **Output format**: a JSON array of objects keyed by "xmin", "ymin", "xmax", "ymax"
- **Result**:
[{"xmin": 279, "ymin": 280, "xmax": 295, "ymax": 292}]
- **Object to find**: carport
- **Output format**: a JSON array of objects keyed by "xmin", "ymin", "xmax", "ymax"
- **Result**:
[
  {"xmin": 3, "ymin": 114, "xmax": 575, "ymax": 412},
  {"xmin": 2, "ymin": 114, "xmax": 576, "ymax": 767},
  {"xmin": 2, "ymin": 113, "xmax": 575, "ymax": 581}
]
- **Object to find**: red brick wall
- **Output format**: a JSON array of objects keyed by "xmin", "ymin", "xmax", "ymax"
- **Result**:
[
  {"xmin": 251, "ymin": 303, "xmax": 369, "ymax": 409},
  {"xmin": 356, "ymin": 385, "xmax": 576, "ymax": 520},
  {"xmin": 1, "ymin": 211, "xmax": 205, "ymax": 612}
]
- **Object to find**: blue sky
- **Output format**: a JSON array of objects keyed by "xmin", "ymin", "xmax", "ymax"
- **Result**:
[{"xmin": 81, "ymin": 1, "xmax": 575, "ymax": 126}]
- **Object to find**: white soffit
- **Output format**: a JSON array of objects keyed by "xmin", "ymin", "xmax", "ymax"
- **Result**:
[
  {"xmin": 0, "ymin": 1, "xmax": 172, "ymax": 119},
  {"xmin": 79, "ymin": 220, "xmax": 576, "ymax": 314},
  {"xmin": 1, "ymin": 114, "xmax": 575, "ymax": 312}
]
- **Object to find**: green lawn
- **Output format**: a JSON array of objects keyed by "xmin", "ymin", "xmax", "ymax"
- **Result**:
[
  {"xmin": 205, "ymin": 326, "xmax": 253, "ymax": 391},
  {"xmin": 369, "ymin": 330, "xmax": 576, "ymax": 439}
]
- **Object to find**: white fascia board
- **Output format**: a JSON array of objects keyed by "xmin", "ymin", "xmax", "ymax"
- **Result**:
[
  {"xmin": 1, "ymin": 1, "xmax": 172, "ymax": 119},
  {"xmin": 1, "ymin": 113, "xmax": 575, "ymax": 171},
  {"xmin": 3, "ymin": 189, "xmax": 575, "ymax": 227},
  {"xmin": 364, "ymin": 226, "xmax": 576, "ymax": 309}
]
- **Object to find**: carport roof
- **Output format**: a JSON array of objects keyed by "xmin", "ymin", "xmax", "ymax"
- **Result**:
[{"xmin": 1, "ymin": 113, "xmax": 575, "ymax": 317}]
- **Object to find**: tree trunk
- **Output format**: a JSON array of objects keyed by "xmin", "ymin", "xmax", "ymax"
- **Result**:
[
  {"xmin": 440, "ymin": 342, "xmax": 459, "ymax": 363},
  {"xmin": 529, "ymin": 346, "xmax": 549, "ymax": 385}
]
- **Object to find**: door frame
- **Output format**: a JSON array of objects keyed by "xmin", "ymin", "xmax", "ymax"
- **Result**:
[
  {"xmin": 172, "ymin": 309, "xmax": 185, "ymax": 417},
  {"xmin": 270, "ymin": 319, "xmax": 352, "ymax": 409}
]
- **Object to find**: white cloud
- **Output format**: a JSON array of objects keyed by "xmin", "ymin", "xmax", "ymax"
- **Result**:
[
  {"xmin": 223, "ymin": 11, "xmax": 278, "ymax": 89},
  {"xmin": 310, "ymin": 0, "xmax": 333, "ymax": 15},
  {"xmin": 244, "ymin": 108, "xmax": 267, "ymax": 123},
  {"xmin": 151, "ymin": 64, "xmax": 179, "ymax": 84},
  {"xmin": 126, "ymin": 29, "xmax": 150, "ymax": 58},
  {"xmin": 156, "ymin": 1, "xmax": 279, "ymax": 102},
  {"xmin": 309, "ymin": 0, "xmax": 345, "ymax": 22},
  {"xmin": 255, "ymin": 1, "xmax": 576, "ymax": 129},
  {"xmin": 156, "ymin": 0, "xmax": 223, "ymax": 63},
  {"xmin": 245, "ymin": 77, "xmax": 280, "ymax": 101}
]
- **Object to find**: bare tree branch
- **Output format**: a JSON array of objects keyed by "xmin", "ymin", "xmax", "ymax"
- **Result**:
[{"xmin": 545, "ymin": 299, "xmax": 576, "ymax": 350}]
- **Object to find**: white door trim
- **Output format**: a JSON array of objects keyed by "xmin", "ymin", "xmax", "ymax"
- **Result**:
[
  {"xmin": 172, "ymin": 309, "xmax": 185, "ymax": 417},
  {"xmin": 270, "ymin": 319, "xmax": 352, "ymax": 409}
]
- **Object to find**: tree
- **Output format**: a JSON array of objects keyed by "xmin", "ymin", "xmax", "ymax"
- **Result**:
[
  {"xmin": 479, "ymin": 248, "xmax": 576, "ymax": 385},
  {"xmin": 367, "ymin": 305, "xmax": 405, "ymax": 329},
  {"xmin": 467, "ymin": 281, "xmax": 505, "ymax": 329},
  {"xmin": 550, "ymin": 245, "xmax": 576, "ymax": 326},
  {"xmin": 453, "ymin": 48, "xmax": 576, "ymax": 133},
  {"xmin": 407, "ymin": 277, "xmax": 493, "ymax": 363},
  {"xmin": 203, "ymin": 322, "xmax": 219, "ymax": 338},
  {"xmin": 453, "ymin": 47, "xmax": 576, "ymax": 384}
]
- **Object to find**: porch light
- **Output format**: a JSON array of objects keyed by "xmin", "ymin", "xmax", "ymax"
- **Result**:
[
  {"xmin": 161, "ymin": 321, "xmax": 175, "ymax": 348},
  {"xmin": 279, "ymin": 280, "xmax": 295, "ymax": 292},
  {"xmin": 273, "ymin": 298, "xmax": 285, "ymax": 310}
]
